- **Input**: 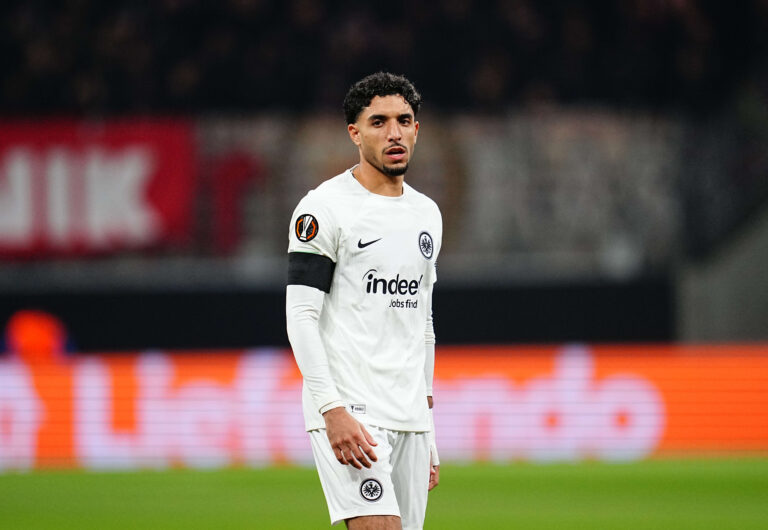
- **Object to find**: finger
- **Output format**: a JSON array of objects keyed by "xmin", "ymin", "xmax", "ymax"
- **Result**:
[
  {"xmin": 360, "ymin": 424, "xmax": 378, "ymax": 447},
  {"xmin": 351, "ymin": 448, "xmax": 372, "ymax": 469},
  {"xmin": 357, "ymin": 426, "xmax": 378, "ymax": 462},
  {"xmin": 360, "ymin": 443, "xmax": 378, "ymax": 464},
  {"xmin": 335, "ymin": 447, "xmax": 350, "ymax": 466},
  {"xmin": 345, "ymin": 448, "xmax": 363, "ymax": 470}
]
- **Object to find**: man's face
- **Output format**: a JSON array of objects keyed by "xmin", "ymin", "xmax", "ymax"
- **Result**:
[{"xmin": 348, "ymin": 95, "xmax": 419, "ymax": 177}]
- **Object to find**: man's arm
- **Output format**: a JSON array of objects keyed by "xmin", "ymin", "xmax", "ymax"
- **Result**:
[
  {"xmin": 285, "ymin": 280, "xmax": 378, "ymax": 470},
  {"xmin": 424, "ymin": 290, "xmax": 440, "ymax": 491},
  {"xmin": 285, "ymin": 284, "xmax": 343, "ymax": 411}
]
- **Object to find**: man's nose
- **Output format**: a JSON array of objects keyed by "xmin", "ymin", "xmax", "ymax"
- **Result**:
[{"xmin": 386, "ymin": 122, "xmax": 402, "ymax": 142}]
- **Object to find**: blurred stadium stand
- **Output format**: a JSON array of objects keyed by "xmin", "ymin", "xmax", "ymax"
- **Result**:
[
  {"xmin": 1, "ymin": 1, "xmax": 764, "ymax": 114},
  {"xmin": 1, "ymin": 0, "xmax": 767, "ymax": 349}
]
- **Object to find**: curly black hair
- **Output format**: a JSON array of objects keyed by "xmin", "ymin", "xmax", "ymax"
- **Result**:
[{"xmin": 343, "ymin": 72, "xmax": 422, "ymax": 124}]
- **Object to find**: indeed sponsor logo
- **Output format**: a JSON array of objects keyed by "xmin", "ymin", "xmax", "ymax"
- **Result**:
[{"xmin": 363, "ymin": 269, "xmax": 423, "ymax": 295}]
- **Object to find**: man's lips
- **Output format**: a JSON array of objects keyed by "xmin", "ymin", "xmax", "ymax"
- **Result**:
[{"xmin": 384, "ymin": 145, "xmax": 407, "ymax": 161}]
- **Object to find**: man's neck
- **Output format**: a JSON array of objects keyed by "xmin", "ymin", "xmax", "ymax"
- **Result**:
[{"xmin": 352, "ymin": 162, "xmax": 404, "ymax": 197}]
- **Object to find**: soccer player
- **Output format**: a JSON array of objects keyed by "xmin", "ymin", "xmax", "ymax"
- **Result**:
[{"xmin": 286, "ymin": 72, "xmax": 441, "ymax": 530}]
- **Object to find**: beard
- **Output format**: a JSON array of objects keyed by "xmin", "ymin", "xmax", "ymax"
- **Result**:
[
  {"xmin": 363, "ymin": 147, "xmax": 408, "ymax": 177},
  {"xmin": 361, "ymin": 144, "xmax": 412, "ymax": 178},
  {"xmin": 381, "ymin": 162, "xmax": 409, "ymax": 177}
]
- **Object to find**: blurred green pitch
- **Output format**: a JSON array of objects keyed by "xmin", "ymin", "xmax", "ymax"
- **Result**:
[{"xmin": 1, "ymin": 459, "xmax": 767, "ymax": 529}]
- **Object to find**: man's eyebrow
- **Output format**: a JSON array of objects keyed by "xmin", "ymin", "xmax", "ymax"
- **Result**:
[{"xmin": 366, "ymin": 113, "xmax": 414, "ymax": 122}]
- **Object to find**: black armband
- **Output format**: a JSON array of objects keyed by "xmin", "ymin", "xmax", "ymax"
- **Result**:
[{"xmin": 287, "ymin": 252, "xmax": 336, "ymax": 293}]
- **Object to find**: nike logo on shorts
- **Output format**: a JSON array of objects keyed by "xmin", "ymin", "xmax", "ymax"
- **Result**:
[{"xmin": 357, "ymin": 238, "xmax": 382, "ymax": 248}]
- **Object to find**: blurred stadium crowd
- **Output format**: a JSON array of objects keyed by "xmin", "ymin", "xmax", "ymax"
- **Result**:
[
  {"xmin": 1, "ymin": 0, "xmax": 767, "ymax": 114},
  {"xmin": 1, "ymin": 1, "xmax": 767, "ymax": 345}
]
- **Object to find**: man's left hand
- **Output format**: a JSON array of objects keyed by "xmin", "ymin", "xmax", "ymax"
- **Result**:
[{"xmin": 429, "ymin": 461, "xmax": 440, "ymax": 491}]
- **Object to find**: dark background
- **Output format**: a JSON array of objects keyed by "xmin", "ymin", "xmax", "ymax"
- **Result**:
[
  {"xmin": 2, "ymin": 1, "xmax": 766, "ymax": 351},
  {"xmin": 1, "ymin": 279, "xmax": 672, "ymax": 350}
]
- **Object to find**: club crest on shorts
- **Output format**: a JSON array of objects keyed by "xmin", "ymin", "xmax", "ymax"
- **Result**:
[
  {"xmin": 360, "ymin": 478, "xmax": 383, "ymax": 502},
  {"xmin": 295, "ymin": 214, "xmax": 318, "ymax": 242},
  {"xmin": 418, "ymin": 231, "xmax": 433, "ymax": 259}
]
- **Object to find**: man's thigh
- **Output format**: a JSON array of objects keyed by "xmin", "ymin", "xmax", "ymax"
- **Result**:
[
  {"xmin": 390, "ymin": 431, "xmax": 430, "ymax": 530},
  {"xmin": 346, "ymin": 514, "xmax": 401, "ymax": 529},
  {"xmin": 309, "ymin": 427, "xmax": 401, "ymax": 526}
]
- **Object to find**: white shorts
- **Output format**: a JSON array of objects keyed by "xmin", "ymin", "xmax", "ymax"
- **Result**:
[{"xmin": 309, "ymin": 425, "xmax": 430, "ymax": 529}]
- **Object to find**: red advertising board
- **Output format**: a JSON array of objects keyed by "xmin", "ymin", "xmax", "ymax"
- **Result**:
[
  {"xmin": 0, "ymin": 120, "xmax": 196, "ymax": 256},
  {"xmin": 1, "ymin": 344, "xmax": 767, "ymax": 470}
]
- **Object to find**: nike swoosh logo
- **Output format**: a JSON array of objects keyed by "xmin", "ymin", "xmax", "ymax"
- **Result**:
[{"xmin": 357, "ymin": 238, "xmax": 382, "ymax": 248}]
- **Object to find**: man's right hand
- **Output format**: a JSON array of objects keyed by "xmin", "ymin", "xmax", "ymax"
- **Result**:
[{"xmin": 323, "ymin": 407, "xmax": 378, "ymax": 469}]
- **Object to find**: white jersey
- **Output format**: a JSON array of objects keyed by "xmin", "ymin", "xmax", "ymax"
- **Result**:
[{"xmin": 288, "ymin": 168, "xmax": 442, "ymax": 432}]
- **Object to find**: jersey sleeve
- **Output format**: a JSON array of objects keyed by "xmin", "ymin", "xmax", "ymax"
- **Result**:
[
  {"xmin": 425, "ymin": 203, "xmax": 443, "ymax": 286},
  {"xmin": 286, "ymin": 284, "xmax": 344, "ymax": 413},
  {"xmin": 424, "ymin": 288, "xmax": 436, "ymax": 396},
  {"xmin": 424, "ymin": 203, "xmax": 441, "ymax": 394},
  {"xmin": 288, "ymin": 192, "xmax": 339, "ymax": 262}
]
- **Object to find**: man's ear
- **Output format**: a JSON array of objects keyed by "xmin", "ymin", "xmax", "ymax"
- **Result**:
[
  {"xmin": 414, "ymin": 121, "xmax": 419, "ymax": 144},
  {"xmin": 348, "ymin": 123, "xmax": 360, "ymax": 146}
]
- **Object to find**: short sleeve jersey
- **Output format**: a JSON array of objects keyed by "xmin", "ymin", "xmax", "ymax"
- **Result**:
[{"xmin": 288, "ymin": 168, "xmax": 442, "ymax": 432}]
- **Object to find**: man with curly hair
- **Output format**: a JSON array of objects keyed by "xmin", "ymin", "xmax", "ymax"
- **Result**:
[{"xmin": 286, "ymin": 72, "xmax": 441, "ymax": 529}]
